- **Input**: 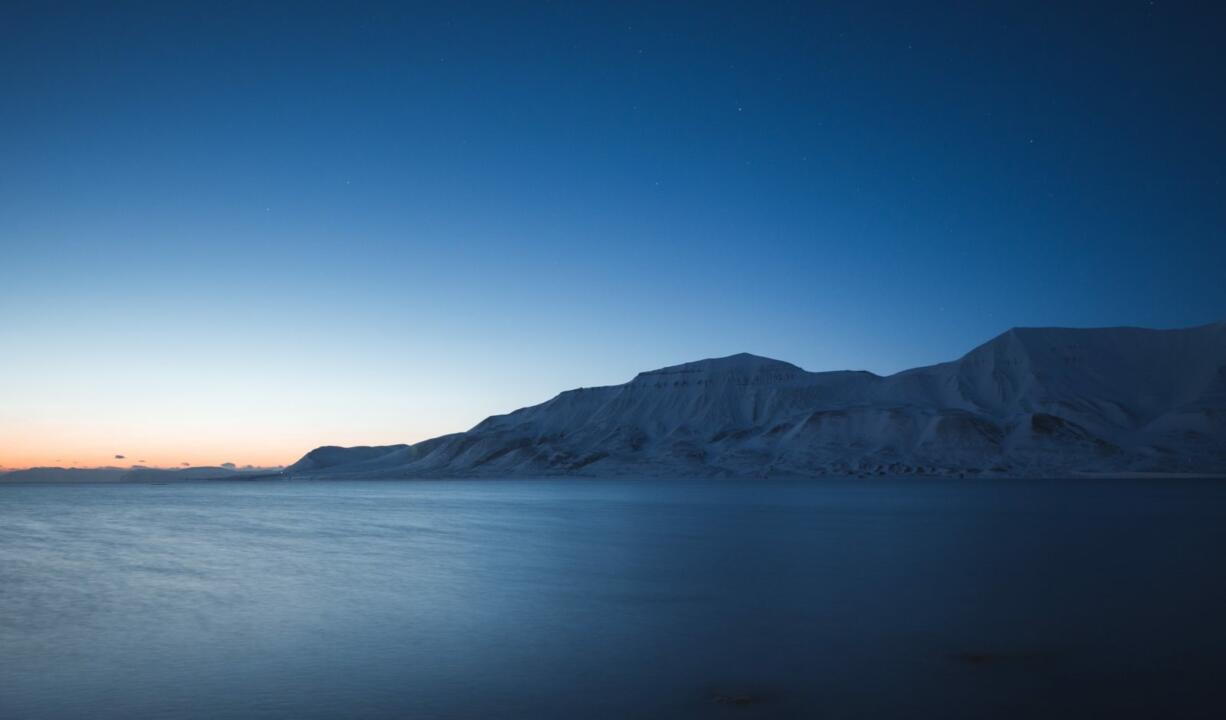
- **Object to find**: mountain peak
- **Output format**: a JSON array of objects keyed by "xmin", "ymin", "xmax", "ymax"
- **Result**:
[{"xmin": 630, "ymin": 353, "xmax": 804, "ymax": 383}]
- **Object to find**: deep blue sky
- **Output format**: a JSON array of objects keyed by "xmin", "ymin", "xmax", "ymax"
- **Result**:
[{"xmin": 2, "ymin": 2, "xmax": 1224, "ymax": 467}]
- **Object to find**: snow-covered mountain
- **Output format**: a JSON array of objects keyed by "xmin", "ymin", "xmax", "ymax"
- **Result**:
[{"xmin": 288, "ymin": 322, "xmax": 1226, "ymax": 478}]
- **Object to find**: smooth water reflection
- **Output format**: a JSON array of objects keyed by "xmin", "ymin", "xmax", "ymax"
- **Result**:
[{"xmin": 2, "ymin": 478, "xmax": 1225, "ymax": 719}]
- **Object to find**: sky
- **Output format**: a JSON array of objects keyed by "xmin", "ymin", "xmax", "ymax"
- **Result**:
[{"xmin": 2, "ymin": 1, "xmax": 1224, "ymax": 470}]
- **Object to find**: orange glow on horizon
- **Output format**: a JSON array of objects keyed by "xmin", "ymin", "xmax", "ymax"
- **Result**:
[
  {"xmin": 0, "ymin": 420, "xmax": 279, "ymax": 470},
  {"xmin": 0, "ymin": 448, "xmax": 294, "ymax": 472},
  {"xmin": 0, "ymin": 424, "xmax": 433, "ymax": 472}
]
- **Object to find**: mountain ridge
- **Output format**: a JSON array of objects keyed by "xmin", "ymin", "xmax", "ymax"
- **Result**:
[{"xmin": 286, "ymin": 321, "xmax": 1226, "ymax": 478}]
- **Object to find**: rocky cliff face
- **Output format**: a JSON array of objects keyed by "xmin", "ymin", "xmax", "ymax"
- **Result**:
[{"xmin": 287, "ymin": 322, "xmax": 1226, "ymax": 478}]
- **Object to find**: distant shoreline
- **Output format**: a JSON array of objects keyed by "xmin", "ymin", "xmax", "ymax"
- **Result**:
[{"xmin": 5, "ymin": 472, "xmax": 1225, "ymax": 484}]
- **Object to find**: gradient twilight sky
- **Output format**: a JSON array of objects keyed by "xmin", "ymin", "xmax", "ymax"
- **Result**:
[{"xmin": 1, "ymin": 2, "xmax": 1223, "ymax": 469}]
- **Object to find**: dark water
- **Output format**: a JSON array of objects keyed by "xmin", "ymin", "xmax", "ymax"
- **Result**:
[{"xmin": 2, "ymin": 478, "xmax": 1225, "ymax": 719}]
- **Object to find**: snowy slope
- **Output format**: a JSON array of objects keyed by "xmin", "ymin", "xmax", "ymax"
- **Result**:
[{"xmin": 286, "ymin": 322, "xmax": 1226, "ymax": 478}]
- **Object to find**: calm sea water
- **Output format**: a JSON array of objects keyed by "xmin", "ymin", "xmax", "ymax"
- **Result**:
[{"xmin": 2, "ymin": 478, "xmax": 1225, "ymax": 719}]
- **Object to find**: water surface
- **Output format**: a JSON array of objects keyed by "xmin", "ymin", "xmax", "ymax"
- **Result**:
[{"xmin": 2, "ymin": 478, "xmax": 1225, "ymax": 719}]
